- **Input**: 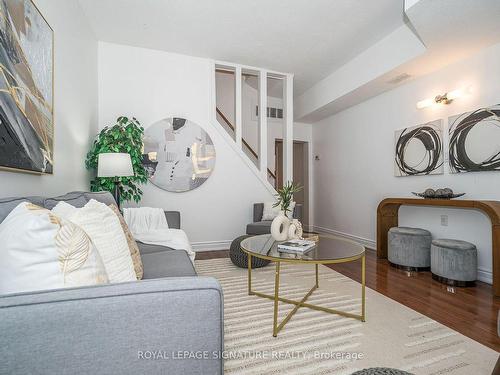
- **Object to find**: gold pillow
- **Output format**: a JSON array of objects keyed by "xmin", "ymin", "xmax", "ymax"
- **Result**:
[{"xmin": 108, "ymin": 204, "xmax": 144, "ymax": 280}]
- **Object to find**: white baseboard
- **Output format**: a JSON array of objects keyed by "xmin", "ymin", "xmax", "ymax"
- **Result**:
[
  {"xmin": 313, "ymin": 225, "xmax": 376, "ymax": 250},
  {"xmin": 313, "ymin": 225, "xmax": 493, "ymax": 285},
  {"xmin": 303, "ymin": 224, "xmax": 315, "ymax": 233},
  {"xmin": 477, "ymin": 268, "xmax": 492, "ymax": 284},
  {"xmin": 192, "ymin": 240, "xmax": 232, "ymax": 252}
]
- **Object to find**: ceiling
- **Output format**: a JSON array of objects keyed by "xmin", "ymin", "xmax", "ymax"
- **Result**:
[
  {"xmin": 79, "ymin": 0, "xmax": 500, "ymax": 121},
  {"xmin": 78, "ymin": 0, "xmax": 404, "ymax": 96},
  {"xmin": 403, "ymin": 0, "xmax": 500, "ymax": 76},
  {"xmin": 295, "ymin": 0, "xmax": 500, "ymax": 122}
]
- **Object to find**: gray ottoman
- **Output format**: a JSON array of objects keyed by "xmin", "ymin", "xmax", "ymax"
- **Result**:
[
  {"xmin": 431, "ymin": 239, "xmax": 477, "ymax": 287},
  {"xmin": 229, "ymin": 235, "xmax": 271, "ymax": 269},
  {"xmin": 351, "ymin": 369, "xmax": 413, "ymax": 375},
  {"xmin": 388, "ymin": 227, "xmax": 432, "ymax": 271}
]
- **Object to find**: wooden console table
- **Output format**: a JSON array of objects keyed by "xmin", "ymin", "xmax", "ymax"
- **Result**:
[{"xmin": 377, "ymin": 198, "xmax": 500, "ymax": 296}]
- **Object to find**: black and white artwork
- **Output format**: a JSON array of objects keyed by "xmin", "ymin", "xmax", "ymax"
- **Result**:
[
  {"xmin": 449, "ymin": 105, "xmax": 500, "ymax": 173},
  {"xmin": 142, "ymin": 117, "xmax": 216, "ymax": 192},
  {"xmin": 394, "ymin": 119, "xmax": 444, "ymax": 177},
  {"xmin": 0, "ymin": 0, "xmax": 54, "ymax": 173}
]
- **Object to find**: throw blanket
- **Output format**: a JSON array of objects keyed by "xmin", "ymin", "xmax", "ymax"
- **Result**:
[
  {"xmin": 123, "ymin": 207, "xmax": 195, "ymax": 263},
  {"xmin": 122, "ymin": 207, "xmax": 169, "ymax": 232}
]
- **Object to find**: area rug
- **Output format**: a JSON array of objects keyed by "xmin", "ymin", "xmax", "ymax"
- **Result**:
[{"xmin": 195, "ymin": 258, "xmax": 498, "ymax": 375}]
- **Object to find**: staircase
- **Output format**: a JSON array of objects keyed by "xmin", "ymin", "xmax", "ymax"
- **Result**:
[
  {"xmin": 215, "ymin": 107, "xmax": 277, "ymax": 188},
  {"xmin": 213, "ymin": 61, "xmax": 294, "ymax": 193}
]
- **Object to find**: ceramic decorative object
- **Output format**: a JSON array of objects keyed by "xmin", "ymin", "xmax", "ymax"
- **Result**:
[
  {"xmin": 271, "ymin": 211, "xmax": 290, "ymax": 241},
  {"xmin": 412, "ymin": 187, "xmax": 465, "ymax": 199},
  {"xmin": 287, "ymin": 219, "xmax": 303, "ymax": 240},
  {"xmin": 271, "ymin": 181, "xmax": 303, "ymax": 241}
]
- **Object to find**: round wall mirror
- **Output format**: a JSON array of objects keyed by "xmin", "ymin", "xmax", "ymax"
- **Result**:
[{"xmin": 142, "ymin": 117, "xmax": 216, "ymax": 192}]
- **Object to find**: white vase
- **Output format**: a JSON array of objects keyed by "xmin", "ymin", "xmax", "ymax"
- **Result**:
[
  {"xmin": 287, "ymin": 219, "xmax": 303, "ymax": 239},
  {"xmin": 271, "ymin": 211, "xmax": 290, "ymax": 241}
]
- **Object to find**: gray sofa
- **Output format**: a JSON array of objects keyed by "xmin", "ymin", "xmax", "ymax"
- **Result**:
[
  {"xmin": 0, "ymin": 191, "xmax": 223, "ymax": 375},
  {"xmin": 246, "ymin": 202, "xmax": 303, "ymax": 235}
]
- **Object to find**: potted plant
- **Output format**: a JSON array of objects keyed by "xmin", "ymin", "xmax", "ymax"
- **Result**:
[
  {"xmin": 85, "ymin": 116, "xmax": 148, "ymax": 204},
  {"xmin": 271, "ymin": 181, "xmax": 302, "ymax": 241},
  {"xmin": 273, "ymin": 181, "xmax": 302, "ymax": 216}
]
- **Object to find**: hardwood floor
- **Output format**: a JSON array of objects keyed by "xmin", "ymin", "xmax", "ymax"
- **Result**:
[
  {"xmin": 327, "ymin": 249, "xmax": 500, "ymax": 352},
  {"xmin": 196, "ymin": 249, "xmax": 500, "ymax": 352},
  {"xmin": 195, "ymin": 250, "xmax": 229, "ymax": 260}
]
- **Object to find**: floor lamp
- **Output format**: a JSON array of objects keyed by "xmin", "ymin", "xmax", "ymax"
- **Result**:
[{"xmin": 97, "ymin": 153, "xmax": 134, "ymax": 209}]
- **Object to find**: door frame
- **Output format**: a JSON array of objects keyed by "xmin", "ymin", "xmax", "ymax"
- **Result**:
[{"xmin": 274, "ymin": 139, "xmax": 310, "ymax": 226}]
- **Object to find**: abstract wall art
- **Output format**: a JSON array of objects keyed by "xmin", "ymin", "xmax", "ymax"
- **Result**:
[
  {"xmin": 0, "ymin": 0, "xmax": 54, "ymax": 173},
  {"xmin": 142, "ymin": 117, "xmax": 216, "ymax": 192},
  {"xmin": 394, "ymin": 119, "xmax": 444, "ymax": 177},
  {"xmin": 449, "ymin": 105, "xmax": 500, "ymax": 173}
]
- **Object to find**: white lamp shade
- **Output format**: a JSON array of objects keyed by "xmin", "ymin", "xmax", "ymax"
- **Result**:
[{"xmin": 97, "ymin": 153, "xmax": 134, "ymax": 177}]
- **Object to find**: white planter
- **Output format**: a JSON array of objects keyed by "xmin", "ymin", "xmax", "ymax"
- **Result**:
[{"xmin": 271, "ymin": 211, "xmax": 290, "ymax": 241}]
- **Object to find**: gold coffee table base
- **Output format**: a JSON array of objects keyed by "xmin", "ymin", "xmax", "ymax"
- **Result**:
[{"xmin": 247, "ymin": 254, "xmax": 366, "ymax": 337}]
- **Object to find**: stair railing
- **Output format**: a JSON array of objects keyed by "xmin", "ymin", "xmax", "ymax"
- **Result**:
[{"xmin": 216, "ymin": 107, "xmax": 277, "ymax": 184}]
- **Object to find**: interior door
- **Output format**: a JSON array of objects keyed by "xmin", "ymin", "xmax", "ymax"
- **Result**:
[
  {"xmin": 274, "ymin": 140, "xmax": 309, "ymax": 225},
  {"xmin": 275, "ymin": 141, "xmax": 283, "ymax": 190}
]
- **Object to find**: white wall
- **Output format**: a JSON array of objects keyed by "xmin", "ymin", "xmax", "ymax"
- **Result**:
[
  {"xmin": 0, "ymin": 0, "xmax": 98, "ymax": 197},
  {"xmin": 215, "ymin": 71, "xmax": 235, "ymax": 124},
  {"xmin": 312, "ymin": 42, "xmax": 500, "ymax": 284},
  {"xmin": 98, "ymin": 42, "xmax": 279, "ymax": 249},
  {"xmin": 215, "ymin": 71, "xmax": 236, "ymax": 141}
]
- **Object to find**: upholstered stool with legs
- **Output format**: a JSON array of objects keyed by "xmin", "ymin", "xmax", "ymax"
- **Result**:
[
  {"xmin": 431, "ymin": 239, "xmax": 477, "ymax": 286},
  {"xmin": 388, "ymin": 227, "xmax": 432, "ymax": 271}
]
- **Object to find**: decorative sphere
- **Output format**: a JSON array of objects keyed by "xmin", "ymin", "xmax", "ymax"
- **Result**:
[
  {"xmin": 435, "ymin": 188, "xmax": 446, "ymax": 197},
  {"xmin": 443, "ymin": 188, "xmax": 453, "ymax": 197},
  {"xmin": 424, "ymin": 188, "xmax": 435, "ymax": 197}
]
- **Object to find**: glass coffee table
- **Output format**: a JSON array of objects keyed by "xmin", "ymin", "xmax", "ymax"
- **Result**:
[{"xmin": 240, "ymin": 234, "xmax": 366, "ymax": 337}]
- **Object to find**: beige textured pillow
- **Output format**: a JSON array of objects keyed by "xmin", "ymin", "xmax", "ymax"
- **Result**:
[
  {"xmin": 108, "ymin": 204, "xmax": 144, "ymax": 280},
  {"xmin": 52, "ymin": 200, "xmax": 137, "ymax": 283},
  {"xmin": 0, "ymin": 202, "xmax": 109, "ymax": 294}
]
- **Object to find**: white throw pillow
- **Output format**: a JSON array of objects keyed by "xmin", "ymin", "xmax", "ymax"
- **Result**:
[
  {"xmin": 52, "ymin": 200, "xmax": 137, "ymax": 283},
  {"xmin": 0, "ymin": 202, "xmax": 108, "ymax": 295},
  {"xmin": 261, "ymin": 202, "xmax": 281, "ymax": 221},
  {"xmin": 261, "ymin": 201, "xmax": 296, "ymax": 221}
]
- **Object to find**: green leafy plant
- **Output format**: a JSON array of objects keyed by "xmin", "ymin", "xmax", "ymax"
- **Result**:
[
  {"xmin": 85, "ymin": 116, "xmax": 147, "ymax": 203},
  {"xmin": 273, "ymin": 181, "xmax": 302, "ymax": 216}
]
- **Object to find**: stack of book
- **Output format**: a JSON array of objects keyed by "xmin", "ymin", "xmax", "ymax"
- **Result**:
[{"xmin": 277, "ymin": 239, "xmax": 316, "ymax": 254}]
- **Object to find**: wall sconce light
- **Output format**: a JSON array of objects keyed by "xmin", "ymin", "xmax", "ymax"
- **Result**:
[{"xmin": 416, "ymin": 86, "xmax": 471, "ymax": 109}]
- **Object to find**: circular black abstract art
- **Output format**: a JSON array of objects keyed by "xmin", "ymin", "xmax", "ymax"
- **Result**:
[
  {"xmin": 395, "ymin": 121, "xmax": 443, "ymax": 177},
  {"xmin": 449, "ymin": 106, "xmax": 500, "ymax": 173}
]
